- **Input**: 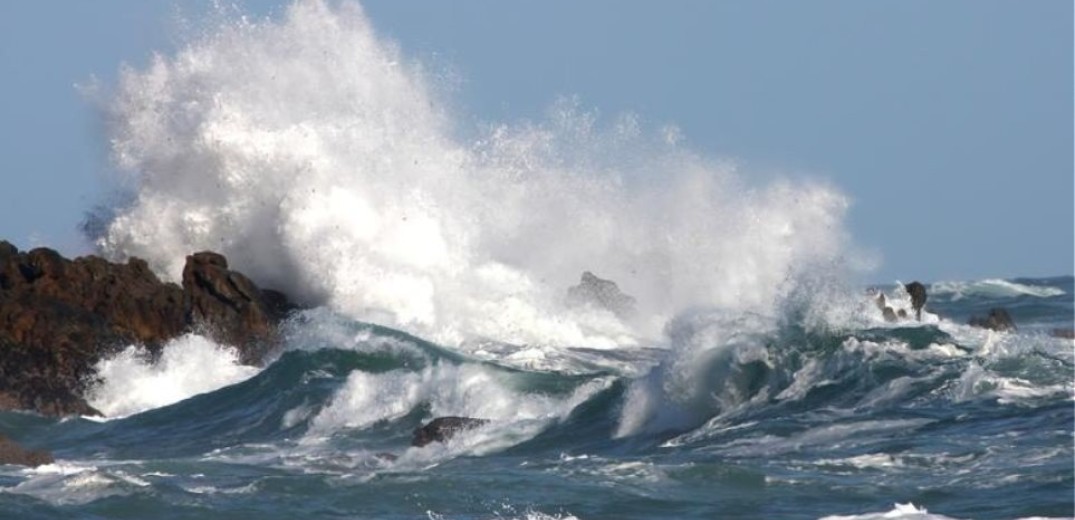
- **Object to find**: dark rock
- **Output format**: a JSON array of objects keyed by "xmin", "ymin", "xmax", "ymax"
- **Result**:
[
  {"xmin": 0, "ymin": 241, "xmax": 295, "ymax": 417},
  {"xmin": 0, "ymin": 434, "xmax": 53, "ymax": 467},
  {"xmin": 968, "ymin": 308, "xmax": 1017, "ymax": 332},
  {"xmin": 182, "ymin": 252, "xmax": 288, "ymax": 364},
  {"xmin": 1050, "ymin": 328, "xmax": 1074, "ymax": 339},
  {"xmin": 412, "ymin": 416, "xmax": 490, "ymax": 447},
  {"xmin": 904, "ymin": 281, "xmax": 927, "ymax": 321},
  {"xmin": 566, "ymin": 271, "xmax": 636, "ymax": 319},
  {"xmin": 881, "ymin": 307, "xmax": 898, "ymax": 322}
]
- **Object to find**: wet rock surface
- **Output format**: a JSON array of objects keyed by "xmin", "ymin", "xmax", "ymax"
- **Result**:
[
  {"xmin": 969, "ymin": 308, "xmax": 1017, "ymax": 332},
  {"xmin": 904, "ymin": 281, "xmax": 928, "ymax": 321},
  {"xmin": 0, "ymin": 434, "xmax": 53, "ymax": 467},
  {"xmin": 412, "ymin": 417, "xmax": 490, "ymax": 447},
  {"xmin": 0, "ymin": 241, "xmax": 294, "ymax": 417}
]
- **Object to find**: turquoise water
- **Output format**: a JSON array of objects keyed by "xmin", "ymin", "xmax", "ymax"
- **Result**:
[{"xmin": 1, "ymin": 277, "xmax": 1070, "ymax": 519}]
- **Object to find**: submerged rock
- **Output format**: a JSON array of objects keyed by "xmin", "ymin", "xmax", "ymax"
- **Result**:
[
  {"xmin": 969, "ymin": 308, "xmax": 1017, "ymax": 332},
  {"xmin": 0, "ymin": 241, "xmax": 295, "ymax": 417},
  {"xmin": 0, "ymin": 434, "xmax": 53, "ymax": 467},
  {"xmin": 1050, "ymin": 328, "xmax": 1074, "ymax": 339},
  {"xmin": 412, "ymin": 417, "xmax": 490, "ymax": 447},
  {"xmin": 566, "ymin": 271, "xmax": 636, "ymax": 319}
]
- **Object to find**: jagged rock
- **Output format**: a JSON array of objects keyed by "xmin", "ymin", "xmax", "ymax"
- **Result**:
[
  {"xmin": 182, "ymin": 252, "xmax": 292, "ymax": 364},
  {"xmin": 0, "ymin": 241, "xmax": 295, "ymax": 417},
  {"xmin": 969, "ymin": 308, "xmax": 1016, "ymax": 332},
  {"xmin": 904, "ymin": 281, "xmax": 927, "ymax": 321},
  {"xmin": 0, "ymin": 434, "xmax": 53, "ymax": 467},
  {"xmin": 566, "ymin": 271, "xmax": 636, "ymax": 318},
  {"xmin": 412, "ymin": 417, "xmax": 490, "ymax": 447}
]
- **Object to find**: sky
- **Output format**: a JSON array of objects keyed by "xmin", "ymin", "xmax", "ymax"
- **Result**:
[{"xmin": 0, "ymin": 0, "xmax": 1071, "ymax": 284}]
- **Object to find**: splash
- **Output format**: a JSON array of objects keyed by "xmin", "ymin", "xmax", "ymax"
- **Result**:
[
  {"xmin": 818, "ymin": 502, "xmax": 957, "ymax": 520},
  {"xmin": 85, "ymin": 334, "xmax": 259, "ymax": 418},
  {"xmin": 308, "ymin": 362, "xmax": 604, "ymax": 437},
  {"xmin": 92, "ymin": 0, "xmax": 855, "ymax": 349}
]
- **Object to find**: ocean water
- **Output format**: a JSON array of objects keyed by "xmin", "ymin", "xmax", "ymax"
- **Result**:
[
  {"xmin": 3, "ymin": 2, "xmax": 1072, "ymax": 518},
  {"xmin": 1, "ymin": 278, "xmax": 1071, "ymax": 519}
]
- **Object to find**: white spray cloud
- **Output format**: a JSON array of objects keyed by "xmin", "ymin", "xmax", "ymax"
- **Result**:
[{"xmin": 94, "ymin": 0, "xmax": 856, "ymax": 349}]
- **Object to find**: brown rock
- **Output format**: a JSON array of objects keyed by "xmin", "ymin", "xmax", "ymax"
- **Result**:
[
  {"xmin": 182, "ymin": 252, "xmax": 291, "ymax": 364},
  {"xmin": 1049, "ymin": 328, "xmax": 1073, "ymax": 339},
  {"xmin": 0, "ymin": 434, "xmax": 53, "ymax": 467},
  {"xmin": 968, "ymin": 308, "xmax": 1016, "ymax": 332},
  {"xmin": 0, "ymin": 241, "xmax": 295, "ymax": 417}
]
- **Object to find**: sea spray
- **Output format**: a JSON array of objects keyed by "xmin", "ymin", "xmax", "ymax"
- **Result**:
[
  {"xmin": 91, "ymin": 0, "xmax": 857, "ymax": 350},
  {"xmin": 86, "ymin": 334, "xmax": 259, "ymax": 418}
]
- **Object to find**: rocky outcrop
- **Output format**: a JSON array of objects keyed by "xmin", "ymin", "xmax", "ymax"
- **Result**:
[
  {"xmin": 0, "ymin": 434, "xmax": 53, "ymax": 467},
  {"xmin": 182, "ymin": 252, "xmax": 295, "ymax": 364},
  {"xmin": 0, "ymin": 241, "xmax": 294, "ymax": 417},
  {"xmin": 904, "ymin": 281, "xmax": 927, "ymax": 321},
  {"xmin": 969, "ymin": 308, "xmax": 1016, "ymax": 332},
  {"xmin": 412, "ymin": 417, "xmax": 490, "ymax": 447},
  {"xmin": 872, "ymin": 290, "xmax": 911, "ymax": 323},
  {"xmin": 566, "ymin": 271, "xmax": 636, "ymax": 319}
]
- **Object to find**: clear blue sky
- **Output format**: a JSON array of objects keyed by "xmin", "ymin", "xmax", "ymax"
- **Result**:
[{"xmin": 0, "ymin": 1, "xmax": 1071, "ymax": 283}]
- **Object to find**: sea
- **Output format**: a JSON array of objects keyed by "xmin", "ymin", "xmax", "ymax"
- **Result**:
[{"xmin": 2, "ymin": 2, "xmax": 1072, "ymax": 519}]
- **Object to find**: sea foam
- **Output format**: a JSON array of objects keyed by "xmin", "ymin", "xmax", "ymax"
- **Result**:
[
  {"xmin": 85, "ymin": 334, "xmax": 259, "ymax": 418},
  {"xmin": 92, "ymin": 0, "xmax": 856, "ymax": 350}
]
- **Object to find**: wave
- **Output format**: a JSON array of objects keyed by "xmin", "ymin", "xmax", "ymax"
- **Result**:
[
  {"xmin": 88, "ymin": 0, "xmax": 857, "ymax": 350},
  {"xmin": 69, "ymin": 302, "xmax": 1072, "ymax": 461},
  {"xmin": 930, "ymin": 278, "xmax": 1066, "ymax": 300},
  {"xmin": 85, "ymin": 334, "xmax": 260, "ymax": 418},
  {"xmin": 818, "ymin": 503, "xmax": 957, "ymax": 520}
]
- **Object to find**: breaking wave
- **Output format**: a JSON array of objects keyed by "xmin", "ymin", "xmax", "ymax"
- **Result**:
[{"xmin": 89, "ymin": 0, "xmax": 856, "ymax": 350}]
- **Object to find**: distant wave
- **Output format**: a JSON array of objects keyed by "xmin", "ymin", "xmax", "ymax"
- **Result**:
[{"xmin": 930, "ymin": 278, "xmax": 1066, "ymax": 300}]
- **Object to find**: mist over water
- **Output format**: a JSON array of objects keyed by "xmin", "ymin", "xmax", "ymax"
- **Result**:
[{"xmin": 91, "ymin": 0, "xmax": 855, "ymax": 349}]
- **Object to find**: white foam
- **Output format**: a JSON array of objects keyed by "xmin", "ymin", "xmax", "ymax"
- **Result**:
[
  {"xmin": 718, "ymin": 419, "xmax": 934, "ymax": 458},
  {"xmin": 308, "ymin": 362, "xmax": 608, "ymax": 455},
  {"xmin": 931, "ymin": 279, "xmax": 1065, "ymax": 300},
  {"xmin": 816, "ymin": 453, "xmax": 905, "ymax": 470},
  {"xmin": 427, "ymin": 510, "xmax": 579, "ymax": 520},
  {"xmin": 819, "ymin": 503, "xmax": 958, "ymax": 520},
  {"xmin": 950, "ymin": 362, "xmax": 1072, "ymax": 405},
  {"xmin": 85, "ymin": 334, "xmax": 260, "ymax": 418},
  {"xmin": 616, "ymin": 311, "xmax": 778, "ymax": 437},
  {"xmin": 3, "ymin": 463, "xmax": 128, "ymax": 506},
  {"xmin": 92, "ymin": 0, "xmax": 857, "ymax": 350}
]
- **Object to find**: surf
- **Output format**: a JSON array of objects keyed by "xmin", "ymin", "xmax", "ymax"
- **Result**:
[{"xmin": 88, "ymin": 0, "xmax": 858, "ymax": 353}]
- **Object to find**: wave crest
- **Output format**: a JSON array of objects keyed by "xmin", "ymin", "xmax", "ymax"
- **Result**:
[{"xmin": 92, "ymin": 0, "xmax": 856, "ymax": 349}]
